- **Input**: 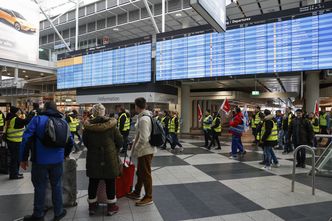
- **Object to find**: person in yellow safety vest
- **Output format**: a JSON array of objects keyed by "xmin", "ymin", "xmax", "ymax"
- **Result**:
[
  {"xmin": 5, "ymin": 106, "xmax": 29, "ymax": 179},
  {"xmin": 318, "ymin": 107, "xmax": 329, "ymax": 145},
  {"xmin": 66, "ymin": 110, "xmax": 82, "ymax": 153},
  {"xmin": 168, "ymin": 111, "xmax": 183, "ymax": 151},
  {"xmin": 208, "ymin": 112, "xmax": 222, "ymax": 150},
  {"xmin": 117, "ymin": 107, "xmax": 131, "ymax": 154},
  {"xmin": 0, "ymin": 110, "xmax": 5, "ymax": 132},
  {"xmin": 260, "ymin": 109, "xmax": 280, "ymax": 170},
  {"xmin": 308, "ymin": 112, "xmax": 319, "ymax": 148},
  {"xmin": 282, "ymin": 107, "xmax": 295, "ymax": 154},
  {"xmin": 202, "ymin": 109, "xmax": 213, "ymax": 148},
  {"xmin": 251, "ymin": 106, "xmax": 262, "ymax": 144},
  {"xmin": 160, "ymin": 110, "xmax": 172, "ymax": 149},
  {"xmin": 255, "ymin": 112, "xmax": 265, "ymax": 165}
]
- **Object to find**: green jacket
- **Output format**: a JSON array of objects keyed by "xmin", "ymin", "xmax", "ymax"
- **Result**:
[{"xmin": 83, "ymin": 116, "xmax": 123, "ymax": 179}]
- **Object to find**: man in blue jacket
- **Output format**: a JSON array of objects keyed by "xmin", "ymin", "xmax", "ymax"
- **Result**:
[{"xmin": 19, "ymin": 101, "xmax": 73, "ymax": 221}]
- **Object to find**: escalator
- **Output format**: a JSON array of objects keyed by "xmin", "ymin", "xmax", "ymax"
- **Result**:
[{"xmin": 315, "ymin": 135, "xmax": 332, "ymax": 177}]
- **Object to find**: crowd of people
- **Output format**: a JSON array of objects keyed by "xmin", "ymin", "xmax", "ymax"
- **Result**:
[{"xmin": 1, "ymin": 100, "xmax": 331, "ymax": 220}]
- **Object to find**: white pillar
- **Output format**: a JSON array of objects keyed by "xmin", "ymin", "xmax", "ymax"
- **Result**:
[
  {"xmin": 305, "ymin": 71, "xmax": 320, "ymax": 113},
  {"xmin": 181, "ymin": 85, "xmax": 191, "ymax": 134},
  {"xmin": 14, "ymin": 67, "xmax": 18, "ymax": 83},
  {"xmin": 75, "ymin": 0, "xmax": 79, "ymax": 50},
  {"xmin": 162, "ymin": 0, "xmax": 165, "ymax": 32}
]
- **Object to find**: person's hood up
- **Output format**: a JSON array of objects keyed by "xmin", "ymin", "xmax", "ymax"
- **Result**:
[
  {"xmin": 264, "ymin": 114, "xmax": 274, "ymax": 121},
  {"xmin": 84, "ymin": 116, "xmax": 117, "ymax": 132},
  {"xmin": 40, "ymin": 109, "xmax": 63, "ymax": 118}
]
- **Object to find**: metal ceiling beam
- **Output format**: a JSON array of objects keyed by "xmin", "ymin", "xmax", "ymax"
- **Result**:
[
  {"xmin": 143, "ymin": 0, "xmax": 160, "ymax": 33},
  {"xmin": 34, "ymin": 0, "xmax": 72, "ymax": 51}
]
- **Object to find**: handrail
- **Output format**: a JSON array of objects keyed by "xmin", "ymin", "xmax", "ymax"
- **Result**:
[
  {"xmin": 291, "ymin": 145, "xmax": 316, "ymax": 195},
  {"xmin": 314, "ymin": 134, "xmax": 332, "ymax": 139}
]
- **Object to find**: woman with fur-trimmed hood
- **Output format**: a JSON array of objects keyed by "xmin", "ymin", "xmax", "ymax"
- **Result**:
[{"xmin": 83, "ymin": 103, "xmax": 123, "ymax": 216}]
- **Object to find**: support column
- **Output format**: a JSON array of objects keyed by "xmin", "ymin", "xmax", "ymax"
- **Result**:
[
  {"xmin": 14, "ymin": 67, "xmax": 18, "ymax": 84},
  {"xmin": 304, "ymin": 71, "xmax": 320, "ymax": 113},
  {"xmin": 181, "ymin": 85, "xmax": 191, "ymax": 134}
]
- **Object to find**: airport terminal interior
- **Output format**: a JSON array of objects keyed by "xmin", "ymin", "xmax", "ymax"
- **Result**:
[{"xmin": 0, "ymin": 0, "xmax": 332, "ymax": 220}]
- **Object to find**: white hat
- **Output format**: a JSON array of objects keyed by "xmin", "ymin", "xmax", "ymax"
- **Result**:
[{"xmin": 92, "ymin": 103, "xmax": 105, "ymax": 117}]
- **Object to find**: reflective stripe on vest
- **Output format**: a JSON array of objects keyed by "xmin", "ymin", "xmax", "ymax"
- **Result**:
[
  {"xmin": 288, "ymin": 113, "xmax": 293, "ymax": 126},
  {"xmin": 203, "ymin": 115, "xmax": 212, "ymax": 130},
  {"xmin": 69, "ymin": 116, "xmax": 78, "ymax": 132},
  {"xmin": 254, "ymin": 112, "xmax": 261, "ymax": 125},
  {"xmin": 212, "ymin": 117, "xmax": 222, "ymax": 132},
  {"xmin": 311, "ymin": 118, "xmax": 320, "ymax": 133},
  {"xmin": 319, "ymin": 113, "xmax": 327, "ymax": 126},
  {"xmin": 0, "ymin": 114, "xmax": 4, "ymax": 127},
  {"xmin": 251, "ymin": 118, "xmax": 256, "ymax": 129},
  {"xmin": 161, "ymin": 117, "xmax": 166, "ymax": 128},
  {"xmin": 6, "ymin": 117, "xmax": 24, "ymax": 142},
  {"xmin": 118, "ymin": 113, "xmax": 130, "ymax": 132},
  {"xmin": 261, "ymin": 120, "xmax": 278, "ymax": 142},
  {"xmin": 169, "ymin": 117, "xmax": 179, "ymax": 133}
]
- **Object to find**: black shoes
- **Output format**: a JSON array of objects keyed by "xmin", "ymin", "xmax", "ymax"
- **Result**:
[
  {"xmin": 54, "ymin": 209, "xmax": 67, "ymax": 221},
  {"xmin": 23, "ymin": 215, "xmax": 44, "ymax": 221},
  {"xmin": 214, "ymin": 147, "xmax": 221, "ymax": 150},
  {"xmin": 9, "ymin": 174, "xmax": 24, "ymax": 180}
]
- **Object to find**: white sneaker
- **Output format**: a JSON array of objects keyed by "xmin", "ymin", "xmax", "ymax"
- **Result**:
[
  {"xmin": 261, "ymin": 166, "xmax": 272, "ymax": 171},
  {"xmin": 229, "ymin": 156, "xmax": 237, "ymax": 159},
  {"xmin": 179, "ymin": 147, "xmax": 184, "ymax": 152},
  {"xmin": 273, "ymin": 163, "xmax": 280, "ymax": 168}
]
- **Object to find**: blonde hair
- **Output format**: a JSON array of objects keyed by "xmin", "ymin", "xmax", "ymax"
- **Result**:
[{"xmin": 92, "ymin": 103, "xmax": 105, "ymax": 117}]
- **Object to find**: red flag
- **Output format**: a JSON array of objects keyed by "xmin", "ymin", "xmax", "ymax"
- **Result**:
[
  {"xmin": 197, "ymin": 104, "xmax": 203, "ymax": 122},
  {"xmin": 314, "ymin": 100, "xmax": 319, "ymax": 116},
  {"xmin": 220, "ymin": 98, "xmax": 231, "ymax": 114}
]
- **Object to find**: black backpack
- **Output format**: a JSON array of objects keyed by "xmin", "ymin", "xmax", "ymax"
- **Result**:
[
  {"xmin": 41, "ymin": 116, "xmax": 71, "ymax": 148},
  {"xmin": 144, "ymin": 115, "xmax": 166, "ymax": 147}
]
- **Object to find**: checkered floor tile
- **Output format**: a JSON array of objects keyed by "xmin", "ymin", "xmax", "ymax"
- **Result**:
[{"xmin": 0, "ymin": 138, "xmax": 331, "ymax": 221}]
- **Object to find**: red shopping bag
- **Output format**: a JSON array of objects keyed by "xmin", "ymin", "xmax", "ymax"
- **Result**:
[
  {"xmin": 97, "ymin": 160, "xmax": 135, "ymax": 203},
  {"xmin": 116, "ymin": 160, "xmax": 135, "ymax": 198}
]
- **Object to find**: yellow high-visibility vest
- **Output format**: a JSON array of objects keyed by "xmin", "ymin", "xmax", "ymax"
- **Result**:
[
  {"xmin": 203, "ymin": 115, "xmax": 212, "ymax": 130},
  {"xmin": 252, "ymin": 112, "xmax": 261, "ymax": 128},
  {"xmin": 212, "ymin": 117, "xmax": 222, "ymax": 132},
  {"xmin": 320, "ymin": 113, "xmax": 327, "ymax": 127},
  {"xmin": 161, "ymin": 117, "xmax": 166, "ymax": 128},
  {"xmin": 0, "ymin": 114, "xmax": 4, "ymax": 127},
  {"xmin": 311, "ymin": 118, "xmax": 320, "ymax": 133},
  {"xmin": 169, "ymin": 117, "xmax": 180, "ymax": 133},
  {"xmin": 117, "ymin": 113, "xmax": 130, "ymax": 132},
  {"xmin": 6, "ymin": 117, "xmax": 24, "ymax": 142},
  {"xmin": 69, "ymin": 116, "xmax": 78, "ymax": 132},
  {"xmin": 261, "ymin": 120, "xmax": 278, "ymax": 142}
]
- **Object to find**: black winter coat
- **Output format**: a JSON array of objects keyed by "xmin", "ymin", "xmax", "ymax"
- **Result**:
[{"xmin": 288, "ymin": 117, "xmax": 314, "ymax": 147}]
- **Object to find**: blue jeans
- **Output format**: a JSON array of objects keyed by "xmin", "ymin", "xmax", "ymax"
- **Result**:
[
  {"xmin": 170, "ymin": 133, "xmax": 182, "ymax": 149},
  {"xmin": 231, "ymin": 135, "xmax": 244, "ymax": 156},
  {"xmin": 31, "ymin": 163, "xmax": 63, "ymax": 218},
  {"xmin": 264, "ymin": 146, "xmax": 279, "ymax": 166}
]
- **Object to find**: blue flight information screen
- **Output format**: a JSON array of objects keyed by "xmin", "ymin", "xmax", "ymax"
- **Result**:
[
  {"xmin": 57, "ymin": 38, "xmax": 151, "ymax": 89},
  {"xmin": 156, "ymin": 12, "xmax": 332, "ymax": 81}
]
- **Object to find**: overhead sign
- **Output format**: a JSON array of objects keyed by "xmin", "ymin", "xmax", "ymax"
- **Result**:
[
  {"xmin": 190, "ymin": 0, "xmax": 226, "ymax": 32},
  {"xmin": 77, "ymin": 92, "xmax": 178, "ymax": 104},
  {"xmin": 0, "ymin": 0, "xmax": 39, "ymax": 63}
]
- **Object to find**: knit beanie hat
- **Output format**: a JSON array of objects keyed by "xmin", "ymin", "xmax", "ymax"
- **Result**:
[
  {"xmin": 92, "ymin": 103, "xmax": 105, "ymax": 117},
  {"xmin": 10, "ymin": 106, "xmax": 19, "ymax": 114}
]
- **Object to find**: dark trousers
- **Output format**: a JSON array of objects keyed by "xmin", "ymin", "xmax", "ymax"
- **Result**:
[
  {"xmin": 162, "ymin": 129, "xmax": 172, "ymax": 148},
  {"xmin": 71, "ymin": 132, "xmax": 82, "ymax": 151},
  {"xmin": 203, "ymin": 129, "xmax": 211, "ymax": 147},
  {"xmin": 209, "ymin": 131, "xmax": 220, "ymax": 148},
  {"xmin": 318, "ymin": 126, "xmax": 328, "ymax": 143},
  {"xmin": 121, "ymin": 133, "xmax": 129, "ymax": 152},
  {"xmin": 134, "ymin": 154, "xmax": 153, "ymax": 200},
  {"xmin": 284, "ymin": 130, "xmax": 293, "ymax": 152},
  {"xmin": 88, "ymin": 178, "xmax": 116, "ymax": 200},
  {"xmin": 170, "ymin": 133, "xmax": 182, "ymax": 149},
  {"xmin": 296, "ymin": 148, "xmax": 306, "ymax": 166},
  {"xmin": 252, "ymin": 127, "xmax": 257, "ymax": 141},
  {"xmin": 7, "ymin": 141, "xmax": 20, "ymax": 178},
  {"xmin": 31, "ymin": 163, "xmax": 63, "ymax": 218}
]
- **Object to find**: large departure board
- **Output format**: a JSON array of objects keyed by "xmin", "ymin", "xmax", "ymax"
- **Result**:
[
  {"xmin": 57, "ymin": 38, "xmax": 151, "ymax": 89},
  {"xmin": 156, "ymin": 12, "xmax": 332, "ymax": 81}
]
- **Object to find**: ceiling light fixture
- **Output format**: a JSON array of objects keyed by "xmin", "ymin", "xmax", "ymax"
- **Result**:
[
  {"xmin": 22, "ymin": 70, "xmax": 26, "ymax": 73},
  {"xmin": 175, "ymin": 13, "xmax": 182, "ymax": 17},
  {"xmin": 40, "ymin": 73, "xmax": 44, "ymax": 76},
  {"xmin": 113, "ymin": 27, "xmax": 119, "ymax": 31},
  {"xmin": 25, "ymin": 75, "xmax": 28, "ymax": 78}
]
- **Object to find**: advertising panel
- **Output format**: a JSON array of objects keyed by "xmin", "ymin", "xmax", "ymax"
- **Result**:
[{"xmin": 0, "ymin": 0, "xmax": 39, "ymax": 63}]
